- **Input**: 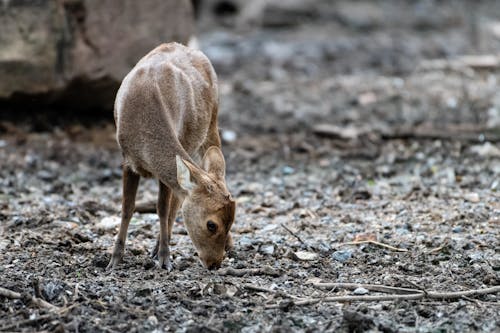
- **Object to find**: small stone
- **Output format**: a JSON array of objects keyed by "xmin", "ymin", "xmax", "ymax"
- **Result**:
[
  {"xmin": 292, "ymin": 251, "xmax": 318, "ymax": 261},
  {"xmin": 225, "ymin": 285, "xmax": 238, "ymax": 298},
  {"xmin": 136, "ymin": 288, "xmax": 152, "ymax": 297},
  {"xmin": 470, "ymin": 142, "xmax": 500, "ymax": 157},
  {"xmin": 96, "ymin": 216, "xmax": 121, "ymax": 230},
  {"xmin": 353, "ymin": 287, "xmax": 369, "ymax": 295},
  {"xmin": 332, "ymin": 250, "xmax": 353, "ymax": 262},
  {"xmin": 446, "ymin": 97, "xmax": 458, "ymax": 109},
  {"xmin": 53, "ymin": 220, "xmax": 79, "ymax": 229},
  {"xmin": 222, "ymin": 129, "xmax": 237, "ymax": 143},
  {"xmin": 464, "ymin": 192, "xmax": 480, "ymax": 203},
  {"xmin": 282, "ymin": 166, "xmax": 295, "ymax": 175},
  {"xmin": 42, "ymin": 280, "xmax": 66, "ymax": 302},
  {"xmin": 262, "ymin": 224, "xmax": 279, "ymax": 232},
  {"xmin": 0, "ymin": 239, "xmax": 10, "ymax": 251},
  {"xmin": 37, "ymin": 170, "xmax": 56, "ymax": 181},
  {"xmin": 260, "ymin": 244, "xmax": 275, "ymax": 255},
  {"xmin": 358, "ymin": 91, "xmax": 377, "ymax": 106},
  {"xmin": 238, "ymin": 235, "xmax": 254, "ymax": 247},
  {"xmin": 147, "ymin": 315, "xmax": 158, "ymax": 326}
]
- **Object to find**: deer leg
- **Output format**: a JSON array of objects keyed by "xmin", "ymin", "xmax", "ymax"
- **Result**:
[
  {"xmin": 107, "ymin": 166, "xmax": 140, "ymax": 270},
  {"xmin": 157, "ymin": 181, "xmax": 172, "ymax": 270},
  {"xmin": 167, "ymin": 195, "xmax": 181, "ymax": 240},
  {"xmin": 151, "ymin": 193, "xmax": 181, "ymax": 259}
]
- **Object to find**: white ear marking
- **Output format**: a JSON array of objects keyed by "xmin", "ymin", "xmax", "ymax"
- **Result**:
[{"xmin": 176, "ymin": 155, "xmax": 195, "ymax": 191}]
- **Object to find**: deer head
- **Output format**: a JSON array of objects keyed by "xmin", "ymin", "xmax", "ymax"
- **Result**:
[{"xmin": 176, "ymin": 146, "xmax": 236, "ymax": 269}]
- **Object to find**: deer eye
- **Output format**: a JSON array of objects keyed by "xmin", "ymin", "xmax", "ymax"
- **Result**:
[{"xmin": 207, "ymin": 220, "xmax": 217, "ymax": 233}]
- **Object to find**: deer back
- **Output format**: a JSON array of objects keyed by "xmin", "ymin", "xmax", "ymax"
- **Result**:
[{"xmin": 114, "ymin": 43, "xmax": 219, "ymax": 192}]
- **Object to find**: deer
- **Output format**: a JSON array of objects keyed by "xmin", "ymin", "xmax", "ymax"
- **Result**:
[{"xmin": 107, "ymin": 42, "xmax": 236, "ymax": 271}]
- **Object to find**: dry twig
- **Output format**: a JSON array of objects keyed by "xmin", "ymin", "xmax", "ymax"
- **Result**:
[
  {"xmin": 280, "ymin": 224, "xmax": 306, "ymax": 245},
  {"xmin": 218, "ymin": 266, "xmax": 281, "ymax": 277},
  {"xmin": 381, "ymin": 125, "xmax": 500, "ymax": 143},
  {"xmin": 312, "ymin": 282, "xmax": 420, "ymax": 294},
  {"xmin": 265, "ymin": 285, "xmax": 500, "ymax": 308},
  {"xmin": 339, "ymin": 240, "xmax": 408, "ymax": 252},
  {"xmin": 427, "ymin": 242, "xmax": 449, "ymax": 254},
  {"xmin": 0, "ymin": 303, "xmax": 77, "ymax": 331},
  {"xmin": 242, "ymin": 284, "xmax": 302, "ymax": 300},
  {"xmin": 0, "ymin": 286, "xmax": 60, "ymax": 311},
  {"xmin": 134, "ymin": 201, "xmax": 156, "ymax": 213}
]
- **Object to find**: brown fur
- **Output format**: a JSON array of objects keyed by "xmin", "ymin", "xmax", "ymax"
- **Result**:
[{"xmin": 107, "ymin": 43, "xmax": 235, "ymax": 271}]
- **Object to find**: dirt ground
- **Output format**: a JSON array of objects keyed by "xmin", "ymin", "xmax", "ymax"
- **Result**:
[{"xmin": 1, "ymin": 1, "xmax": 499, "ymax": 332}]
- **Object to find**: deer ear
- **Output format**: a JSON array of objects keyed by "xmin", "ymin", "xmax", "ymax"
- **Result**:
[
  {"xmin": 176, "ymin": 155, "xmax": 196, "ymax": 191},
  {"xmin": 202, "ymin": 146, "xmax": 226, "ymax": 179}
]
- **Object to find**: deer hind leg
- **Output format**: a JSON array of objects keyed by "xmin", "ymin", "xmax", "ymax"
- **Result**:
[
  {"xmin": 156, "ymin": 181, "xmax": 173, "ymax": 270},
  {"xmin": 107, "ymin": 166, "xmax": 140, "ymax": 270}
]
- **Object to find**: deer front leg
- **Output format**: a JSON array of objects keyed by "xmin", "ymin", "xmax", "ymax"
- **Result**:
[
  {"xmin": 151, "ymin": 194, "xmax": 181, "ymax": 259},
  {"xmin": 167, "ymin": 195, "xmax": 181, "ymax": 241},
  {"xmin": 107, "ymin": 166, "xmax": 140, "ymax": 270},
  {"xmin": 157, "ymin": 181, "xmax": 172, "ymax": 271}
]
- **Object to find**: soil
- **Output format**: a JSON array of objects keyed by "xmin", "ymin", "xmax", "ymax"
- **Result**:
[{"xmin": 1, "ymin": 1, "xmax": 499, "ymax": 332}]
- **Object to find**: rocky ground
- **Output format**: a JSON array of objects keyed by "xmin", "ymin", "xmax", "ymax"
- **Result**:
[{"xmin": 1, "ymin": 0, "xmax": 499, "ymax": 332}]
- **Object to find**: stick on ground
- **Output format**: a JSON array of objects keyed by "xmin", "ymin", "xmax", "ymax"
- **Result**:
[
  {"xmin": 265, "ymin": 285, "xmax": 500, "ymax": 308},
  {"xmin": 281, "ymin": 224, "xmax": 306, "ymax": 245},
  {"xmin": 312, "ymin": 282, "xmax": 420, "ymax": 294},
  {"xmin": 134, "ymin": 201, "xmax": 156, "ymax": 213},
  {"xmin": 218, "ymin": 266, "xmax": 281, "ymax": 277},
  {"xmin": 0, "ymin": 286, "xmax": 60, "ymax": 311},
  {"xmin": 339, "ymin": 240, "xmax": 408, "ymax": 252}
]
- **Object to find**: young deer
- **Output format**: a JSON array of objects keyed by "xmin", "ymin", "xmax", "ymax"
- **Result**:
[{"xmin": 107, "ymin": 43, "xmax": 235, "ymax": 271}]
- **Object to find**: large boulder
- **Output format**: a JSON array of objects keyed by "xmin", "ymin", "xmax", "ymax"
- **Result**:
[{"xmin": 0, "ymin": 0, "xmax": 194, "ymax": 109}]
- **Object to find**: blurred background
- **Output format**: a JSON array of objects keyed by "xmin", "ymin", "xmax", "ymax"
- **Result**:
[{"xmin": 1, "ymin": 0, "xmax": 500, "ymax": 133}]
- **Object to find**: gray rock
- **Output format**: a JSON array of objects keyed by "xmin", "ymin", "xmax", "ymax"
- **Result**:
[
  {"xmin": 259, "ymin": 244, "xmax": 275, "ymax": 255},
  {"xmin": 353, "ymin": 287, "xmax": 369, "ymax": 295},
  {"xmin": 332, "ymin": 250, "xmax": 353, "ymax": 262},
  {"xmin": 0, "ymin": 0, "xmax": 194, "ymax": 108},
  {"xmin": 42, "ymin": 280, "xmax": 66, "ymax": 302}
]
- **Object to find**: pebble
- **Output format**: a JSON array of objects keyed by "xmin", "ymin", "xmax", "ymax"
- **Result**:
[
  {"xmin": 262, "ymin": 224, "xmax": 279, "ymax": 232},
  {"xmin": 147, "ymin": 315, "xmax": 158, "ymax": 326},
  {"xmin": 37, "ymin": 170, "xmax": 55, "ymax": 181},
  {"xmin": 332, "ymin": 250, "xmax": 353, "ymax": 262},
  {"xmin": 53, "ymin": 220, "xmax": 79, "ymax": 229},
  {"xmin": 464, "ymin": 192, "xmax": 480, "ymax": 203},
  {"xmin": 222, "ymin": 129, "xmax": 237, "ymax": 143},
  {"xmin": 470, "ymin": 142, "xmax": 500, "ymax": 157},
  {"xmin": 293, "ymin": 251, "xmax": 318, "ymax": 261},
  {"xmin": 96, "ymin": 216, "xmax": 121, "ymax": 230},
  {"xmin": 238, "ymin": 235, "xmax": 254, "ymax": 247},
  {"xmin": 0, "ymin": 239, "xmax": 10, "ymax": 251},
  {"xmin": 42, "ymin": 280, "xmax": 66, "ymax": 301},
  {"xmin": 353, "ymin": 287, "xmax": 369, "ymax": 295},
  {"xmin": 260, "ymin": 244, "xmax": 275, "ymax": 255},
  {"xmin": 282, "ymin": 166, "xmax": 295, "ymax": 175}
]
